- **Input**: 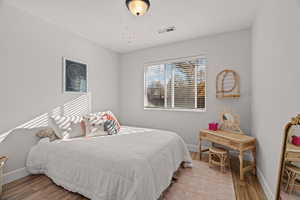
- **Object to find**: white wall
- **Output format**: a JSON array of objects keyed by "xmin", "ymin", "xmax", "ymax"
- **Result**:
[
  {"xmin": 119, "ymin": 30, "xmax": 252, "ymax": 147},
  {"xmin": 0, "ymin": 2, "xmax": 119, "ymax": 176},
  {"xmin": 252, "ymin": 0, "xmax": 300, "ymax": 198}
]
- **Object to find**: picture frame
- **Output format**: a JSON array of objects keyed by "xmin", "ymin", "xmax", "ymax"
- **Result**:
[{"xmin": 63, "ymin": 57, "xmax": 88, "ymax": 93}]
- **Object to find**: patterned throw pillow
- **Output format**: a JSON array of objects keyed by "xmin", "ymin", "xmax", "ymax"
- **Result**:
[
  {"xmin": 83, "ymin": 116, "xmax": 108, "ymax": 137},
  {"xmin": 84, "ymin": 110, "xmax": 121, "ymax": 135}
]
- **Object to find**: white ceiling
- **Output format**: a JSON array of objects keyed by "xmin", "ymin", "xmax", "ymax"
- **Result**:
[{"xmin": 6, "ymin": 0, "xmax": 258, "ymax": 53}]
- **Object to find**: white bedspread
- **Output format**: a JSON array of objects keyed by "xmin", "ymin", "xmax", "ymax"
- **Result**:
[{"xmin": 26, "ymin": 126, "xmax": 192, "ymax": 200}]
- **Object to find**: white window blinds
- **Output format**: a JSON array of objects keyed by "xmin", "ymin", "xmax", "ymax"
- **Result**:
[{"xmin": 144, "ymin": 57, "xmax": 206, "ymax": 111}]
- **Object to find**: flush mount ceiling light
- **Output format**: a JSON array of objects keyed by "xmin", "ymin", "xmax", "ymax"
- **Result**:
[{"xmin": 126, "ymin": 0, "xmax": 150, "ymax": 16}]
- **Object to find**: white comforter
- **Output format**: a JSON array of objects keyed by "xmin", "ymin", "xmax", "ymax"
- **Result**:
[{"xmin": 26, "ymin": 126, "xmax": 192, "ymax": 200}]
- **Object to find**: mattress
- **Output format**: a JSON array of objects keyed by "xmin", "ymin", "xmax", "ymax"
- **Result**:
[{"xmin": 26, "ymin": 126, "xmax": 192, "ymax": 200}]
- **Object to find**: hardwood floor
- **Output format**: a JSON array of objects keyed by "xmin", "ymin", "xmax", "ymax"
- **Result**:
[{"xmin": 2, "ymin": 152, "xmax": 267, "ymax": 200}]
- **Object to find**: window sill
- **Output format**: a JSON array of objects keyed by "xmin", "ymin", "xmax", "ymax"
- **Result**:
[{"xmin": 144, "ymin": 108, "xmax": 206, "ymax": 112}]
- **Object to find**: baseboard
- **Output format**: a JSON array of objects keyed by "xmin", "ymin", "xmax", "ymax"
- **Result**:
[
  {"xmin": 257, "ymin": 168, "xmax": 275, "ymax": 200},
  {"xmin": 3, "ymin": 167, "xmax": 29, "ymax": 184}
]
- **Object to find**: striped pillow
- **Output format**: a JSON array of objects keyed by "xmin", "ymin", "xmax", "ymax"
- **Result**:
[
  {"xmin": 50, "ymin": 115, "xmax": 85, "ymax": 139},
  {"xmin": 104, "ymin": 120, "xmax": 119, "ymax": 135},
  {"xmin": 102, "ymin": 111, "xmax": 120, "ymax": 128}
]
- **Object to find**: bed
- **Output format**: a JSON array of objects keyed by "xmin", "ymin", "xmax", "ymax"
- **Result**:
[{"xmin": 26, "ymin": 126, "xmax": 192, "ymax": 200}]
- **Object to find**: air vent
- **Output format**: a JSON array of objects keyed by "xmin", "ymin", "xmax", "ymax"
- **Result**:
[{"xmin": 158, "ymin": 26, "xmax": 176, "ymax": 34}]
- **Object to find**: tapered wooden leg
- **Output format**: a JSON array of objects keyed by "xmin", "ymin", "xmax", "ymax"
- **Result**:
[
  {"xmin": 221, "ymin": 155, "xmax": 226, "ymax": 173},
  {"xmin": 199, "ymin": 138, "xmax": 202, "ymax": 160},
  {"xmin": 208, "ymin": 152, "xmax": 212, "ymax": 168},
  {"xmin": 239, "ymin": 151, "xmax": 244, "ymax": 181},
  {"xmin": 251, "ymin": 147, "xmax": 257, "ymax": 175},
  {"xmin": 227, "ymin": 152, "xmax": 231, "ymax": 169}
]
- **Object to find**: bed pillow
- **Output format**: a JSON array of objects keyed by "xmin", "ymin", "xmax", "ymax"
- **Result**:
[
  {"xmin": 83, "ymin": 116, "xmax": 108, "ymax": 137},
  {"xmin": 84, "ymin": 110, "xmax": 120, "ymax": 135},
  {"xmin": 64, "ymin": 121, "xmax": 86, "ymax": 139},
  {"xmin": 88, "ymin": 111, "xmax": 120, "ymax": 127},
  {"xmin": 50, "ymin": 115, "xmax": 85, "ymax": 139},
  {"xmin": 36, "ymin": 128, "xmax": 58, "ymax": 142},
  {"xmin": 104, "ymin": 119, "xmax": 119, "ymax": 135},
  {"xmin": 102, "ymin": 111, "xmax": 121, "ymax": 134}
]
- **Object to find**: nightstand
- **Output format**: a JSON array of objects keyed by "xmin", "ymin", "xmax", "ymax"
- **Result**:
[{"xmin": 0, "ymin": 156, "xmax": 7, "ymax": 197}]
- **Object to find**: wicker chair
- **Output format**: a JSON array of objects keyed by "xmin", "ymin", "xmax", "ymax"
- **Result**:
[{"xmin": 285, "ymin": 163, "xmax": 300, "ymax": 194}]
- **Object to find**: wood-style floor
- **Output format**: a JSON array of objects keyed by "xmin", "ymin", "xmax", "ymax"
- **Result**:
[{"xmin": 1, "ymin": 152, "xmax": 267, "ymax": 200}]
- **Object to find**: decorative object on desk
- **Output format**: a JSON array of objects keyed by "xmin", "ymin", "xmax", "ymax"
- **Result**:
[
  {"xmin": 276, "ymin": 114, "xmax": 300, "ymax": 200},
  {"xmin": 292, "ymin": 135, "xmax": 300, "ymax": 146},
  {"xmin": 0, "ymin": 156, "xmax": 7, "ymax": 197},
  {"xmin": 63, "ymin": 57, "xmax": 88, "ymax": 93},
  {"xmin": 219, "ymin": 110, "xmax": 244, "ymax": 134},
  {"xmin": 208, "ymin": 122, "xmax": 218, "ymax": 131},
  {"xmin": 216, "ymin": 69, "xmax": 240, "ymax": 98}
]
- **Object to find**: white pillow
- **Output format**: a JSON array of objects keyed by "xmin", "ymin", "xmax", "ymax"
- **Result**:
[
  {"xmin": 63, "ymin": 121, "xmax": 85, "ymax": 139},
  {"xmin": 49, "ymin": 117, "xmax": 63, "ymax": 139},
  {"xmin": 50, "ymin": 115, "xmax": 85, "ymax": 139}
]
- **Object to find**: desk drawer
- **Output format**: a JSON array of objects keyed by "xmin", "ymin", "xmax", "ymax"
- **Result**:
[{"xmin": 201, "ymin": 134, "xmax": 239, "ymax": 150}]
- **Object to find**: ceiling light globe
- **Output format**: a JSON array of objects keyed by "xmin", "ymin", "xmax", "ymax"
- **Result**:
[{"xmin": 126, "ymin": 0, "xmax": 150, "ymax": 16}]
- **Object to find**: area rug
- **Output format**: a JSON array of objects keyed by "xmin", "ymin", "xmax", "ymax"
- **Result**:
[{"xmin": 162, "ymin": 160, "xmax": 236, "ymax": 200}]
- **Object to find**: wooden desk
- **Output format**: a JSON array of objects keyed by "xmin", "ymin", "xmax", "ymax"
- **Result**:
[{"xmin": 199, "ymin": 129, "xmax": 256, "ymax": 181}]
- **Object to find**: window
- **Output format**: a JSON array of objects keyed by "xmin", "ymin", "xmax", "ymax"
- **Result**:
[{"xmin": 144, "ymin": 57, "xmax": 207, "ymax": 111}]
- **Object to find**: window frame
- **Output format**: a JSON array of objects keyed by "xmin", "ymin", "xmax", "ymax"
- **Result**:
[{"xmin": 143, "ymin": 55, "xmax": 207, "ymax": 112}]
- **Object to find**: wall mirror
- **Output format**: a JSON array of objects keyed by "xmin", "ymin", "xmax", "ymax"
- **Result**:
[
  {"xmin": 219, "ymin": 111, "xmax": 243, "ymax": 134},
  {"xmin": 276, "ymin": 114, "xmax": 300, "ymax": 199},
  {"xmin": 216, "ymin": 69, "xmax": 240, "ymax": 98}
]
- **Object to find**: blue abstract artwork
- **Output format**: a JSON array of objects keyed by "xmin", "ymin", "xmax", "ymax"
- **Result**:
[{"xmin": 63, "ymin": 58, "xmax": 87, "ymax": 93}]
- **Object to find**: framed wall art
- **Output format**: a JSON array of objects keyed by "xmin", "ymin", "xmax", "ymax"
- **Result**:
[{"xmin": 63, "ymin": 57, "xmax": 88, "ymax": 93}]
